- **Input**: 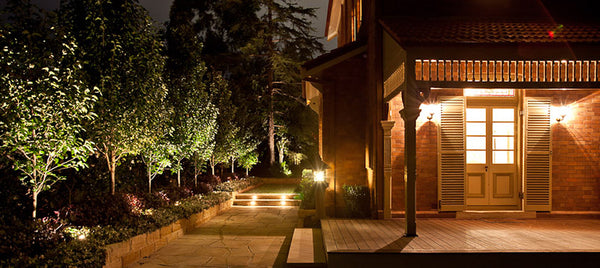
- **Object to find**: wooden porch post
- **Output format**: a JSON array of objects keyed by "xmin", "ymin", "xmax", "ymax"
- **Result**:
[
  {"xmin": 400, "ymin": 88, "xmax": 424, "ymax": 237},
  {"xmin": 381, "ymin": 120, "xmax": 395, "ymax": 219}
]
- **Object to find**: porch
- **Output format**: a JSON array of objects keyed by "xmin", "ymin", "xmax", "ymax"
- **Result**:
[{"xmin": 321, "ymin": 218, "xmax": 600, "ymax": 267}]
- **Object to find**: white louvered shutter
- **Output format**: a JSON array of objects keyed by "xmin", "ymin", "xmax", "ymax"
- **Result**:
[
  {"xmin": 524, "ymin": 98, "xmax": 552, "ymax": 211},
  {"xmin": 438, "ymin": 97, "xmax": 465, "ymax": 211}
]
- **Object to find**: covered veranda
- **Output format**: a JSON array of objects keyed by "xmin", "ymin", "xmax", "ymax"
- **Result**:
[{"xmin": 321, "ymin": 217, "xmax": 600, "ymax": 267}]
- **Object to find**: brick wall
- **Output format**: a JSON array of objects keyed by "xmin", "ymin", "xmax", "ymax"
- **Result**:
[
  {"xmin": 388, "ymin": 89, "xmax": 600, "ymax": 212},
  {"xmin": 526, "ymin": 89, "xmax": 600, "ymax": 211},
  {"xmin": 389, "ymin": 93, "xmax": 445, "ymax": 211},
  {"xmin": 320, "ymin": 56, "xmax": 369, "ymax": 216}
]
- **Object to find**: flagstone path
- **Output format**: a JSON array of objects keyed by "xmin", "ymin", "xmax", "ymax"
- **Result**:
[{"xmin": 131, "ymin": 206, "xmax": 299, "ymax": 267}]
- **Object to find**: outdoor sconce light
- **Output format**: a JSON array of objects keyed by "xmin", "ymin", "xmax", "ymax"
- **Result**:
[
  {"xmin": 427, "ymin": 111, "xmax": 435, "ymax": 121},
  {"xmin": 313, "ymin": 170, "xmax": 325, "ymax": 182},
  {"xmin": 553, "ymin": 106, "xmax": 569, "ymax": 123},
  {"xmin": 421, "ymin": 104, "xmax": 439, "ymax": 121}
]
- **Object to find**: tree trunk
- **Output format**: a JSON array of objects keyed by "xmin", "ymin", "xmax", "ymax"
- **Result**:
[
  {"xmin": 268, "ymin": 100, "xmax": 275, "ymax": 165},
  {"xmin": 194, "ymin": 165, "xmax": 198, "ymax": 187},
  {"xmin": 109, "ymin": 156, "xmax": 116, "ymax": 195},
  {"xmin": 177, "ymin": 169, "xmax": 181, "ymax": 187},
  {"xmin": 267, "ymin": 5, "xmax": 275, "ymax": 166},
  {"xmin": 211, "ymin": 164, "xmax": 215, "ymax": 175},
  {"xmin": 148, "ymin": 167, "xmax": 152, "ymax": 193},
  {"xmin": 231, "ymin": 157, "xmax": 235, "ymax": 173},
  {"xmin": 246, "ymin": 167, "xmax": 249, "ymax": 176},
  {"xmin": 32, "ymin": 190, "xmax": 38, "ymax": 218}
]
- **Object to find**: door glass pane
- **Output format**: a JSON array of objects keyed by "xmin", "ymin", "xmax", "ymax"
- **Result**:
[
  {"xmin": 493, "ymin": 108, "xmax": 514, "ymax": 122},
  {"xmin": 493, "ymin": 137, "xmax": 514, "ymax": 150},
  {"xmin": 467, "ymin": 123, "xmax": 486, "ymax": 135},
  {"xmin": 467, "ymin": 151, "xmax": 486, "ymax": 164},
  {"xmin": 467, "ymin": 137, "xmax": 486, "ymax": 150},
  {"xmin": 493, "ymin": 151, "xmax": 514, "ymax": 164},
  {"xmin": 466, "ymin": 108, "xmax": 486, "ymax": 121},
  {"xmin": 493, "ymin": 123, "xmax": 514, "ymax": 135}
]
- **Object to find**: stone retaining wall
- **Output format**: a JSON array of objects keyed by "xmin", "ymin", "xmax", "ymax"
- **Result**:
[{"xmin": 103, "ymin": 199, "xmax": 234, "ymax": 268}]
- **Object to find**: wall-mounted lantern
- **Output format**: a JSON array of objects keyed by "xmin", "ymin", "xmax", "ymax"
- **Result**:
[
  {"xmin": 553, "ymin": 105, "xmax": 569, "ymax": 123},
  {"xmin": 313, "ymin": 156, "xmax": 330, "ymax": 220},
  {"xmin": 420, "ymin": 103, "xmax": 439, "ymax": 121}
]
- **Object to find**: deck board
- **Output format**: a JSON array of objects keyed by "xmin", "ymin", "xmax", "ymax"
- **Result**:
[{"xmin": 321, "ymin": 218, "xmax": 600, "ymax": 253}]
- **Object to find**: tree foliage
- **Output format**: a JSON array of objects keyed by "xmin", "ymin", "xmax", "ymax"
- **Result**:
[
  {"xmin": 166, "ymin": 7, "xmax": 218, "ymax": 186},
  {"xmin": 0, "ymin": 2, "xmax": 97, "ymax": 218},
  {"xmin": 60, "ymin": 0, "xmax": 167, "ymax": 194},
  {"xmin": 169, "ymin": 0, "xmax": 323, "ymax": 174}
]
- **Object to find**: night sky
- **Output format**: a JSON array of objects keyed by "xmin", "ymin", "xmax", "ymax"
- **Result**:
[{"xmin": 2, "ymin": 0, "xmax": 335, "ymax": 51}]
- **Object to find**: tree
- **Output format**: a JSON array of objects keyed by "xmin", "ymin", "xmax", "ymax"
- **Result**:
[
  {"xmin": 165, "ymin": 6, "xmax": 218, "ymax": 187},
  {"xmin": 238, "ymin": 151, "xmax": 259, "ymax": 176},
  {"xmin": 242, "ymin": 0, "xmax": 324, "ymax": 166},
  {"xmin": 61, "ymin": 0, "xmax": 166, "ymax": 194},
  {"xmin": 0, "ymin": 2, "xmax": 97, "ymax": 218},
  {"xmin": 141, "ymin": 140, "xmax": 173, "ymax": 193},
  {"xmin": 168, "ymin": 0, "xmax": 323, "ymax": 172},
  {"xmin": 207, "ymin": 73, "xmax": 236, "ymax": 175}
]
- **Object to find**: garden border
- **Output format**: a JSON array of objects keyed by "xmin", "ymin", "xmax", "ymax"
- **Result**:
[{"xmin": 103, "ymin": 199, "xmax": 233, "ymax": 268}]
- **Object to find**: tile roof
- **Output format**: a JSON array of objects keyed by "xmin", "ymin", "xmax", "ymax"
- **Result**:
[
  {"xmin": 302, "ymin": 40, "xmax": 366, "ymax": 71},
  {"xmin": 380, "ymin": 17, "xmax": 600, "ymax": 44}
]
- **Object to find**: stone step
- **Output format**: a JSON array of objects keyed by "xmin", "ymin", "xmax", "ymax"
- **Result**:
[
  {"xmin": 287, "ymin": 228, "xmax": 327, "ymax": 267},
  {"xmin": 234, "ymin": 199, "xmax": 301, "ymax": 206},
  {"xmin": 236, "ymin": 193, "xmax": 300, "ymax": 200}
]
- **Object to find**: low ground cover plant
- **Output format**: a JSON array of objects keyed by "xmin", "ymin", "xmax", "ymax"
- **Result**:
[{"xmin": 0, "ymin": 176, "xmax": 259, "ymax": 267}]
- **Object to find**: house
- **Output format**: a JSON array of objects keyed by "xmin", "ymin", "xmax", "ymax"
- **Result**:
[{"xmin": 302, "ymin": 0, "xmax": 600, "ymax": 236}]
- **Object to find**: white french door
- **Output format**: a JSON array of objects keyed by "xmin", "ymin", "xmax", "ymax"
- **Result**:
[{"xmin": 465, "ymin": 106, "xmax": 520, "ymax": 207}]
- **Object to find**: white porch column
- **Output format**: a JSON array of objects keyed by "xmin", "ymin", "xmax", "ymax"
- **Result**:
[{"xmin": 381, "ymin": 120, "xmax": 395, "ymax": 219}]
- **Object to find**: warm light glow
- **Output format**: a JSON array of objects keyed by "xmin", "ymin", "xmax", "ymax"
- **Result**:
[
  {"xmin": 252, "ymin": 195, "xmax": 258, "ymax": 200},
  {"xmin": 281, "ymin": 195, "xmax": 287, "ymax": 200},
  {"xmin": 280, "ymin": 201, "xmax": 286, "ymax": 206},
  {"xmin": 78, "ymin": 234, "xmax": 86, "ymax": 240},
  {"xmin": 314, "ymin": 171, "xmax": 325, "ymax": 182},
  {"xmin": 552, "ymin": 105, "xmax": 570, "ymax": 122},
  {"xmin": 250, "ymin": 201, "xmax": 256, "ymax": 206},
  {"xmin": 464, "ymin": 88, "xmax": 515, "ymax": 97},
  {"xmin": 420, "ymin": 104, "xmax": 440, "ymax": 121}
]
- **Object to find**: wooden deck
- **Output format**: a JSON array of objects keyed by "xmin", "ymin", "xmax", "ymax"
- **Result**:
[{"xmin": 321, "ymin": 218, "xmax": 600, "ymax": 267}]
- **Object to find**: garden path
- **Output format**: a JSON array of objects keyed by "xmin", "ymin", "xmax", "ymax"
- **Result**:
[{"xmin": 131, "ymin": 206, "xmax": 299, "ymax": 267}]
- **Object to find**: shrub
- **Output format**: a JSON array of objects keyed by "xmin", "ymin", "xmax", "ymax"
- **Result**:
[
  {"xmin": 214, "ymin": 177, "xmax": 260, "ymax": 192},
  {"xmin": 296, "ymin": 170, "xmax": 315, "ymax": 209},
  {"xmin": 0, "ymin": 176, "xmax": 257, "ymax": 267},
  {"xmin": 342, "ymin": 185, "xmax": 370, "ymax": 218}
]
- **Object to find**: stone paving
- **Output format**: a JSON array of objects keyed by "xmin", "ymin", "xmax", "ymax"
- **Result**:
[{"xmin": 131, "ymin": 206, "xmax": 299, "ymax": 267}]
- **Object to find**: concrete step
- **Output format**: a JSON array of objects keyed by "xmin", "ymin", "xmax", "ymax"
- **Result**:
[
  {"xmin": 234, "ymin": 199, "xmax": 301, "ymax": 206},
  {"xmin": 287, "ymin": 228, "xmax": 326, "ymax": 267}
]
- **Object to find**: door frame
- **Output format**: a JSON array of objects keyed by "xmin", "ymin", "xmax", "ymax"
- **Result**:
[{"xmin": 438, "ymin": 90, "xmax": 524, "ymax": 211}]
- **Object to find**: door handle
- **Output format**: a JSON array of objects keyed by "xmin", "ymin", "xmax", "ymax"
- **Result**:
[{"xmin": 485, "ymin": 166, "xmax": 488, "ymax": 172}]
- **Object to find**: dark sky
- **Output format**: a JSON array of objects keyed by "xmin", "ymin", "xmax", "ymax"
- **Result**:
[{"xmin": 6, "ymin": 0, "xmax": 335, "ymax": 51}]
